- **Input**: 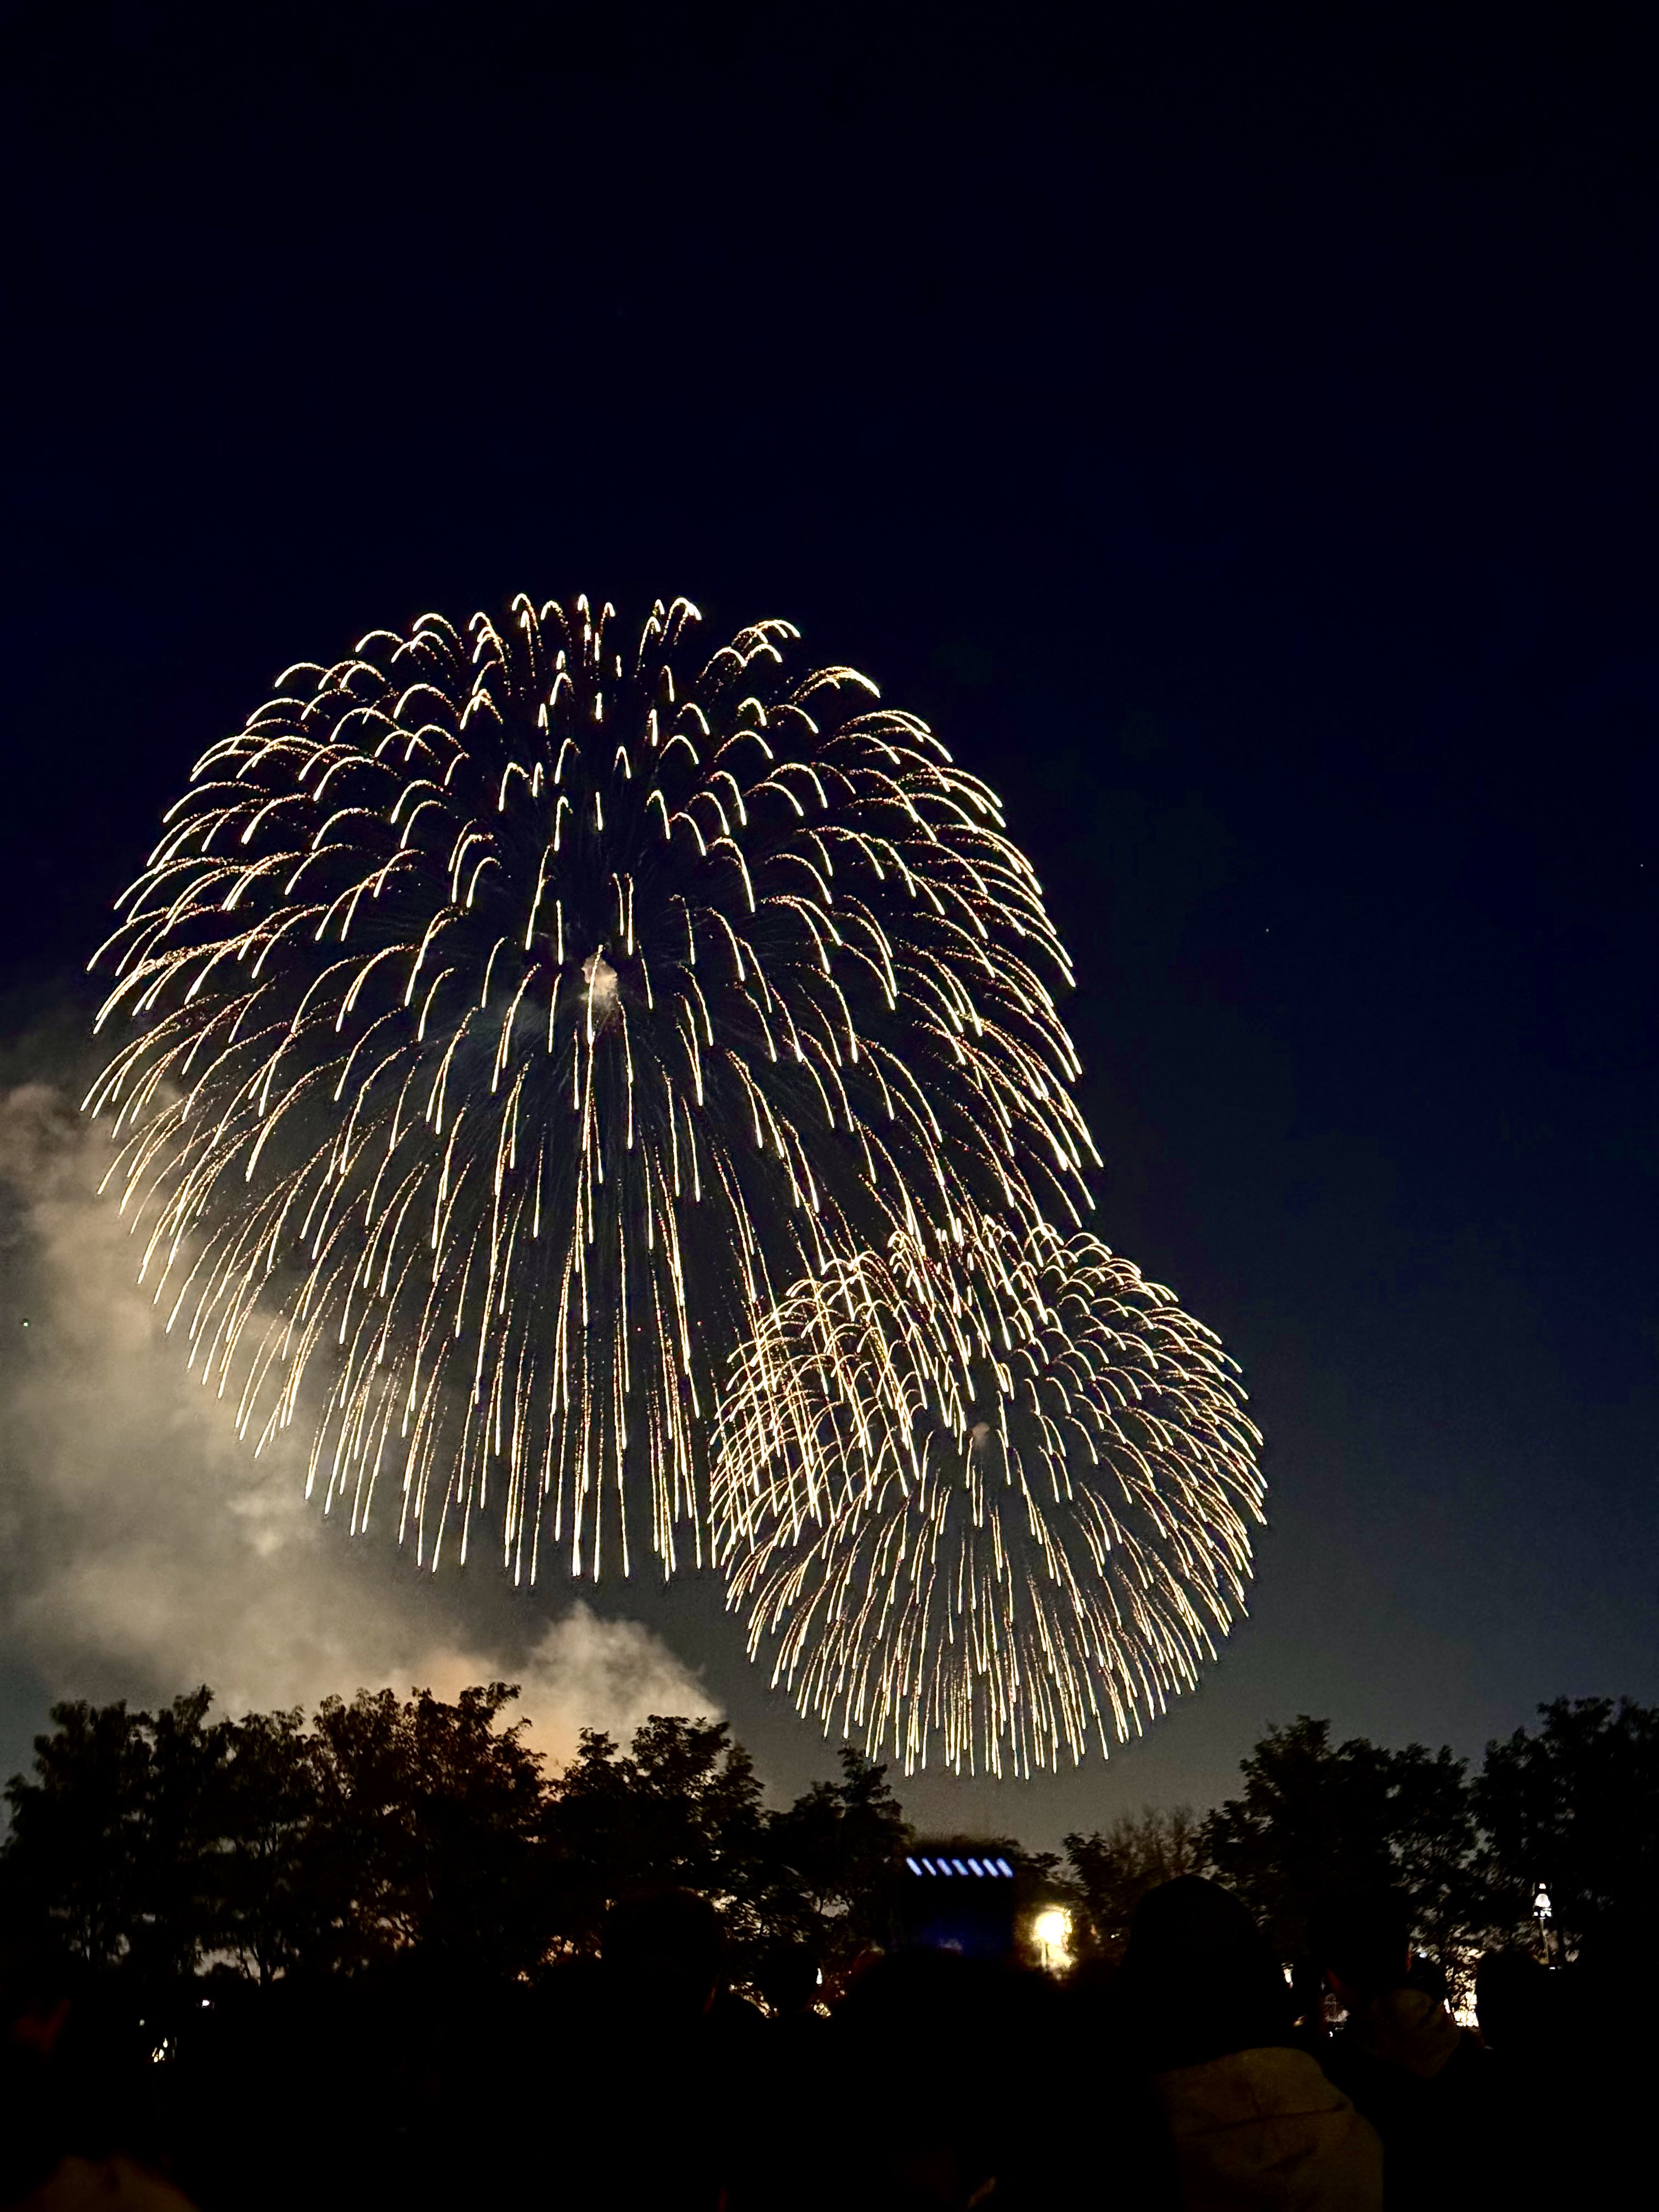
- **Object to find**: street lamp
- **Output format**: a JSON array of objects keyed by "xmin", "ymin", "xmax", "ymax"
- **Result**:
[
  {"xmin": 1533, "ymin": 1886, "xmax": 1554, "ymax": 1969},
  {"xmin": 1031, "ymin": 1906, "xmax": 1074, "ymax": 1974}
]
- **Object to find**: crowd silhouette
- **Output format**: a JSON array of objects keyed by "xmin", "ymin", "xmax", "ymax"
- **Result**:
[
  {"xmin": 7, "ymin": 1870, "xmax": 1650, "ymax": 2208},
  {"xmin": 2, "ymin": 1689, "xmax": 1655, "ymax": 2208}
]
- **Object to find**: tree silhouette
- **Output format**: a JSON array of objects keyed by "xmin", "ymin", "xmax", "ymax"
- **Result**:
[
  {"xmin": 2, "ymin": 1683, "xmax": 551, "ymax": 1984},
  {"xmin": 213, "ymin": 1706, "xmax": 313, "ymax": 1983},
  {"xmin": 541, "ymin": 1714, "xmax": 769, "ymax": 1958},
  {"xmin": 763, "ymin": 1745, "xmax": 909, "ymax": 1964},
  {"xmin": 1199, "ymin": 1716, "xmax": 1482, "ymax": 1971},
  {"xmin": 2, "ymin": 1690, "xmax": 237, "ymax": 1977},
  {"xmin": 1064, "ymin": 1805, "xmax": 1202, "ymax": 1961},
  {"xmin": 1474, "ymin": 1696, "xmax": 1659, "ymax": 1948},
  {"xmin": 300, "ymin": 1683, "xmax": 549, "ymax": 1975},
  {"xmin": 7, "ymin": 1683, "xmax": 1652, "ymax": 2001}
]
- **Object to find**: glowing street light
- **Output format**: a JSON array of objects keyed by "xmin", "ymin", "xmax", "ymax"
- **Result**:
[
  {"xmin": 1031, "ymin": 1906, "xmax": 1074, "ymax": 1974},
  {"xmin": 1533, "ymin": 1886, "xmax": 1556, "ymax": 1968}
]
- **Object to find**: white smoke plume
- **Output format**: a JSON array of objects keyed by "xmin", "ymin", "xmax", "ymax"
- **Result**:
[{"xmin": 0, "ymin": 1078, "xmax": 714, "ymax": 1765}]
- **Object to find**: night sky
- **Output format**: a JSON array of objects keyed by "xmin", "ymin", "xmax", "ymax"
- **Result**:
[{"xmin": 1, "ymin": 3, "xmax": 1653, "ymax": 1847}]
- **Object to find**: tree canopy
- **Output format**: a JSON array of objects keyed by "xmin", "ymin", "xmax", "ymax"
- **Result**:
[
  {"xmin": 4, "ymin": 1684, "xmax": 1652, "ymax": 1991},
  {"xmin": 0, "ymin": 1688, "xmax": 913, "ymax": 1989},
  {"xmin": 1197, "ymin": 1717, "xmax": 1481, "ymax": 1964}
]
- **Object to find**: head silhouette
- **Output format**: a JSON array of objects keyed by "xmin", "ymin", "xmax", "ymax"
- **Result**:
[
  {"xmin": 1310, "ymin": 1890, "xmax": 1412, "ymax": 2009},
  {"xmin": 1116, "ymin": 1876, "xmax": 1294, "ymax": 2070},
  {"xmin": 602, "ymin": 1888, "xmax": 723, "ymax": 2021}
]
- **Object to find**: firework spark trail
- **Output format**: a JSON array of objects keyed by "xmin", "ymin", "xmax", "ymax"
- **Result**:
[
  {"xmin": 86, "ymin": 596, "xmax": 1096, "ymax": 1581},
  {"xmin": 712, "ymin": 1222, "xmax": 1265, "ymax": 1778}
]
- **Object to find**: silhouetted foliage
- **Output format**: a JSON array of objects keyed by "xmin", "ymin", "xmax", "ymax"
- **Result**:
[
  {"xmin": 1198, "ymin": 1716, "xmax": 1483, "ymax": 1970},
  {"xmin": 761, "ymin": 1744, "xmax": 909, "ymax": 1966},
  {"xmin": 1, "ymin": 1689, "xmax": 240, "ymax": 1980},
  {"xmin": 1, "ymin": 1690, "xmax": 912, "ymax": 1992},
  {"xmin": 305, "ymin": 1683, "xmax": 549, "ymax": 1975},
  {"xmin": 541, "ymin": 1715, "xmax": 769, "ymax": 1959},
  {"xmin": 1472, "ymin": 1696, "xmax": 1659, "ymax": 1947},
  {"xmin": 1064, "ymin": 1804, "xmax": 1202, "ymax": 1960},
  {"xmin": 0, "ymin": 1682, "xmax": 551, "ymax": 1986},
  {"xmin": 6, "ymin": 1685, "xmax": 1653, "ymax": 2008}
]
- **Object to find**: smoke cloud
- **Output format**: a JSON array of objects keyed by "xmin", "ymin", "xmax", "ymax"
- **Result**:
[{"xmin": 0, "ymin": 1077, "xmax": 714, "ymax": 1764}]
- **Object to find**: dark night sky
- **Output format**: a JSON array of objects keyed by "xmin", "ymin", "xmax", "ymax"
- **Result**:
[{"xmin": 0, "ymin": 1, "xmax": 1654, "ymax": 1844}]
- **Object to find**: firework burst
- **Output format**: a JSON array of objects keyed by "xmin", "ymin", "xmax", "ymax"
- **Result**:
[
  {"xmin": 86, "ymin": 597, "xmax": 1094, "ymax": 1579},
  {"xmin": 712, "ymin": 1221, "xmax": 1264, "ymax": 1777}
]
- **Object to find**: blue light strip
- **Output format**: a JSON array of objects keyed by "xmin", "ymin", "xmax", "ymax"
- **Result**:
[{"xmin": 904, "ymin": 1855, "xmax": 1017, "ymax": 1878}]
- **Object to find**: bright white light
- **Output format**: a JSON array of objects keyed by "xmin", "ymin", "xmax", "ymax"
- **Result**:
[{"xmin": 1031, "ymin": 1906, "xmax": 1073, "ymax": 1973}]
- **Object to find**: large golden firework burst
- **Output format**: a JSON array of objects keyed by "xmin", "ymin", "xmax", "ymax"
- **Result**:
[
  {"xmin": 712, "ymin": 1221, "xmax": 1265, "ymax": 1777},
  {"xmin": 86, "ymin": 597, "xmax": 1094, "ymax": 1582}
]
